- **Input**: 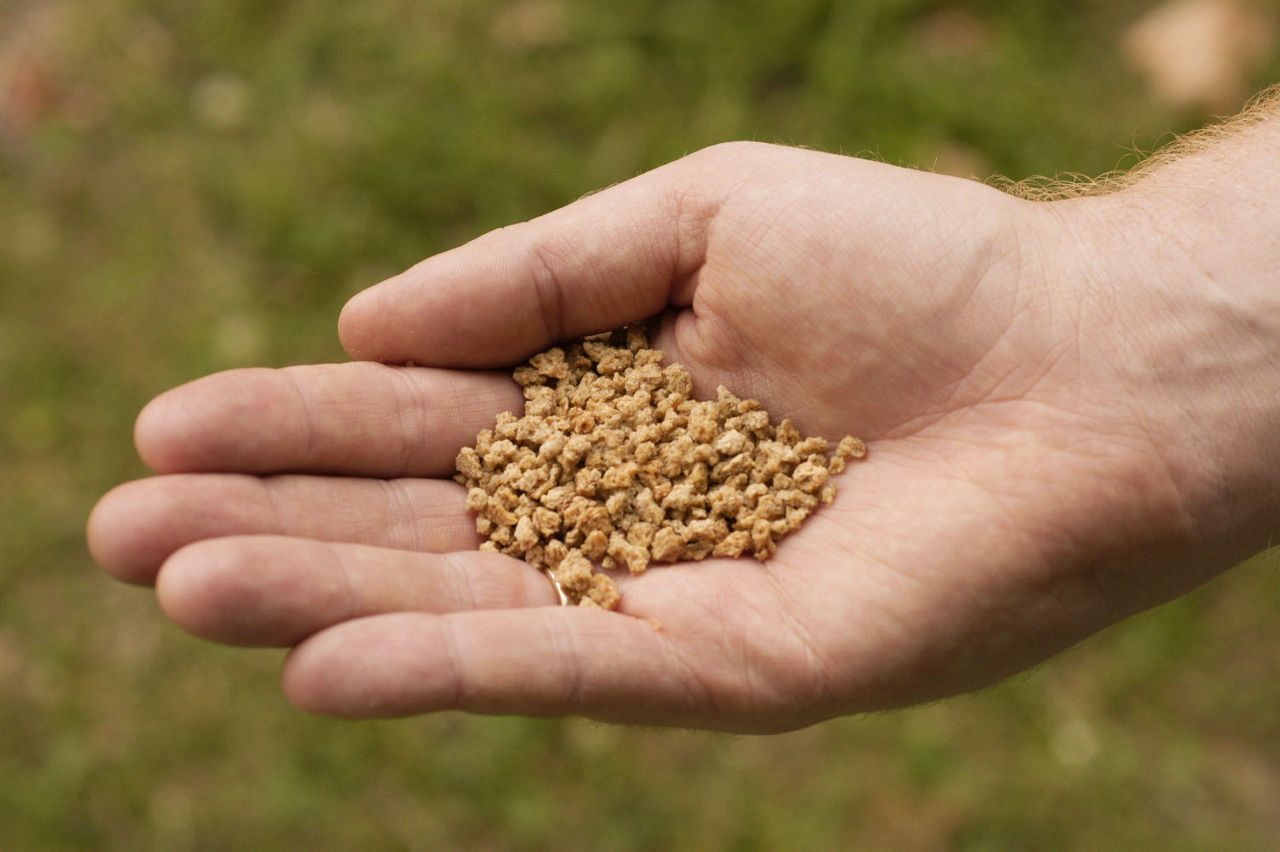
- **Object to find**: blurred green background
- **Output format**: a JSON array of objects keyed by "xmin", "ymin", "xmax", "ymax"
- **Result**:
[{"xmin": 3, "ymin": 0, "xmax": 1279, "ymax": 848}]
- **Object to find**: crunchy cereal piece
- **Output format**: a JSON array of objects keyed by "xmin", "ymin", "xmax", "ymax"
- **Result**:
[
  {"xmin": 553, "ymin": 549, "xmax": 594, "ymax": 593},
  {"xmin": 687, "ymin": 404, "xmax": 718, "ymax": 442},
  {"xmin": 601, "ymin": 461, "xmax": 637, "ymax": 490},
  {"xmin": 633, "ymin": 487, "xmax": 664, "ymax": 525},
  {"xmin": 560, "ymin": 434, "xmax": 592, "ymax": 467},
  {"xmin": 836, "ymin": 434, "xmax": 867, "ymax": 460},
  {"xmin": 749, "ymin": 519, "xmax": 776, "ymax": 560},
  {"xmin": 626, "ymin": 521, "xmax": 656, "ymax": 548},
  {"xmin": 543, "ymin": 539, "xmax": 568, "ymax": 568},
  {"xmin": 574, "ymin": 467, "xmax": 602, "ymax": 496},
  {"xmin": 650, "ymin": 527, "xmax": 683, "ymax": 563},
  {"xmin": 512, "ymin": 365, "xmax": 543, "ymax": 387},
  {"xmin": 579, "ymin": 505, "xmax": 612, "ymax": 535},
  {"xmin": 585, "ymin": 341, "xmax": 634, "ymax": 375},
  {"xmin": 483, "ymin": 439, "xmax": 518, "ymax": 470},
  {"xmin": 532, "ymin": 506, "xmax": 561, "ymax": 536},
  {"xmin": 602, "ymin": 491, "xmax": 629, "ymax": 522},
  {"xmin": 686, "ymin": 518, "xmax": 726, "ymax": 542},
  {"xmin": 712, "ymin": 530, "xmax": 751, "ymax": 558},
  {"xmin": 773, "ymin": 420, "xmax": 799, "ymax": 447},
  {"xmin": 480, "ymin": 500, "xmax": 518, "ymax": 527},
  {"xmin": 792, "ymin": 460, "xmax": 830, "ymax": 494},
  {"xmin": 455, "ymin": 447, "xmax": 483, "ymax": 481},
  {"xmin": 530, "ymin": 348, "xmax": 569, "ymax": 379},
  {"xmin": 492, "ymin": 412, "xmax": 515, "ymax": 439},
  {"xmin": 793, "ymin": 436, "xmax": 830, "ymax": 457},
  {"xmin": 582, "ymin": 529, "xmax": 608, "ymax": 562},
  {"xmin": 454, "ymin": 325, "xmax": 865, "ymax": 607},
  {"xmin": 661, "ymin": 483, "xmax": 702, "ymax": 512},
  {"xmin": 585, "ymin": 573, "xmax": 621, "ymax": 609},
  {"xmin": 607, "ymin": 532, "xmax": 650, "ymax": 574},
  {"xmin": 713, "ymin": 429, "xmax": 751, "ymax": 457},
  {"xmin": 513, "ymin": 515, "xmax": 538, "ymax": 550},
  {"xmin": 754, "ymin": 494, "xmax": 784, "ymax": 520},
  {"xmin": 524, "ymin": 389, "xmax": 557, "ymax": 417},
  {"xmin": 707, "ymin": 485, "xmax": 743, "ymax": 518},
  {"xmin": 626, "ymin": 326, "xmax": 648, "ymax": 351}
]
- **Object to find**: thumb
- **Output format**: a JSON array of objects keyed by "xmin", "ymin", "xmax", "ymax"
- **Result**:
[{"xmin": 338, "ymin": 149, "xmax": 735, "ymax": 368}]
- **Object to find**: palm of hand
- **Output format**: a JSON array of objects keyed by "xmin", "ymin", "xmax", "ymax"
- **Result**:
[{"xmin": 91, "ymin": 144, "xmax": 1173, "ymax": 731}]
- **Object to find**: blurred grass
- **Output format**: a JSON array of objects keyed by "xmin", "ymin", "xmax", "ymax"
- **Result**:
[{"xmin": 2, "ymin": 0, "xmax": 1279, "ymax": 848}]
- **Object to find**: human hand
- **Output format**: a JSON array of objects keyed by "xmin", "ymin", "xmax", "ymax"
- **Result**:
[{"xmin": 88, "ymin": 140, "xmax": 1272, "ymax": 732}]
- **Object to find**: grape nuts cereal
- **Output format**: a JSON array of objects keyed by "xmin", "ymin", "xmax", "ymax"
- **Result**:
[{"xmin": 455, "ymin": 327, "xmax": 865, "ymax": 608}]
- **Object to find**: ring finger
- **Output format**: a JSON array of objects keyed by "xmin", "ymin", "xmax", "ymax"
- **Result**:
[{"xmin": 156, "ymin": 536, "xmax": 557, "ymax": 647}]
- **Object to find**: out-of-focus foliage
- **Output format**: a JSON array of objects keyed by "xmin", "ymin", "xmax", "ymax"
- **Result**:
[{"xmin": 1, "ymin": 0, "xmax": 1278, "ymax": 848}]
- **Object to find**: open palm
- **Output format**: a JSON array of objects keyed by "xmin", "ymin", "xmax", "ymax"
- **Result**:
[{"xmin": 90, "ymin": 143, "xmax": 1195, "ymax": 731}]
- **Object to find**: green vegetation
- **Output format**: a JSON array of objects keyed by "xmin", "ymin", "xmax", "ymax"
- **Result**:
[{"xmin": 2, "ymin": 0, "xmax": 1278, "ymax": 847}]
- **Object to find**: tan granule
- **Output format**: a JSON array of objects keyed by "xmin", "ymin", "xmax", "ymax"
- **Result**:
[{"xmin": 454, "ymin": 327, "xmax": 866, "ymax": 609}]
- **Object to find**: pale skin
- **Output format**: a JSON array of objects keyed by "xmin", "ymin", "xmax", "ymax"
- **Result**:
[{"xmin": 88, "ymin": 97, "xmax": 1280, "ymax": 733}]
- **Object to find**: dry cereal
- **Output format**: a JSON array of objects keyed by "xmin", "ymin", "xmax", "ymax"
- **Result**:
[{"xmin": 454, "ymin": 327, "xmax": 866, "ymax": 608}]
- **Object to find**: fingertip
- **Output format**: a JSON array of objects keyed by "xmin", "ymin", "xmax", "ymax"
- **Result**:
[
  {"xmin": 280, "ymin": 626, "xmax": 364, "ymax": 716},
  {"xmin": 87, "ymin": 481, "xmax": 165, "ymax": 585},
  {"xmin": 157, "ymin": 540, "xmax": 279, "ymax": 646},
  {"xmin": 158, "ymin": 537, "xmax": 355, "ymax": 648},
  {"xmin": 135, "ymin": 369, "xmax": 295, "ymax": 474},
  {"xmin": 86, "ymin": 492, "xmax": 116, "ymax": 575},
  {"xmin": 280, "ymin": 641, "xmax": 325, "ymax": 714},
  {"xmin": 339, "ymin": 280, "xmax": 426, "ymax": 366},
  {"xmin": 133, "ymin": 391, "xmax": 183, "ymax": 473},
  {"xmin": 155, "ymin": 541, "xmax": 226, "ymax": 640},
  {"xmin": 282, "ymin": 616, "xmax": 437, "ymax": 718},
  {"xmin": 337, "ymin": 288, "xmax": 379, "ymax": 361},
  {"xmin": 134, "ymin": 381, "xmax": 226, "ymax": 474}
]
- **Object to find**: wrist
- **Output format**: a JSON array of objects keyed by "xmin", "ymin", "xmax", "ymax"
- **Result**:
[{"xmin": 1044, "ymin": 184, "xmax": 1280, "ymax": 578}]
